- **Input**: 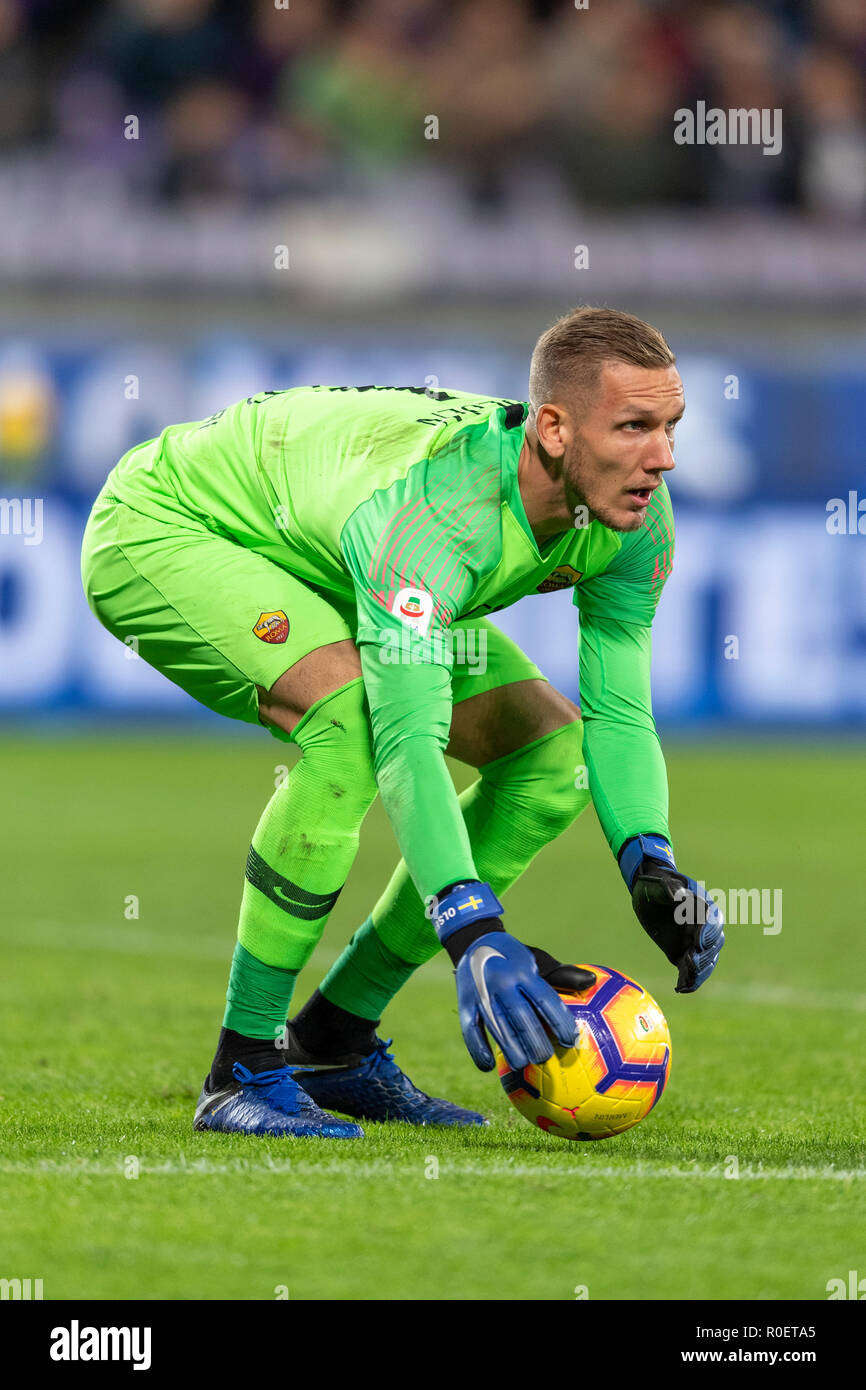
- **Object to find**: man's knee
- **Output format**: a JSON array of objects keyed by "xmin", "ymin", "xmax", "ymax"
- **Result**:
[
  {"xmin": 448, "ymin": 677, "xmax": 581, "ymax": 767},
  {"xmin": 258, "ymin": 639, "xmax": 363, "ymax": 737},
  {"xmin": 281, "ymin": 675, "xmax": 379, "ymax": 820},
  {"xmin": 256, "ymin": 639, "xmax": 378, "ymax": 814}
]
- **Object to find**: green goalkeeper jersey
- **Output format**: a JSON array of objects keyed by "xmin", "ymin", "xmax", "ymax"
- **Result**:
[{"xmin": 108, "ymin": 385, "xmax": 675, "ymax": 901}]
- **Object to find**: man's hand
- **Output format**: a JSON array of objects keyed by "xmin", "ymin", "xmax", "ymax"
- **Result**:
[
  {"xmin": 619, "ymin": 835, "xmax": 725, "ymax": 993},
  {"xmin": 430, "ymin": 881, "xmax": 584, "ymax": 1071},
  {"xmin": 455, "ymin": 932, "xmax": 581, "ymax": 1071}
]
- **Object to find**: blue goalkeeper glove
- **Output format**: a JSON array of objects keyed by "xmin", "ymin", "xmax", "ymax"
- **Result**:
[
  {"xmin": 618, "ymin": 835, "xmax": 725, "ymax": 993},
  {"xmin": 431, "ymin": 881, "xmax": 592, "ymax": 1072}
]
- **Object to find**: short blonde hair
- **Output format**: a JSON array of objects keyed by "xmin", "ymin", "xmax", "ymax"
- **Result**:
[{"xmin": 529, "ymin": 306, "xmax": 675, "ymax": 421}]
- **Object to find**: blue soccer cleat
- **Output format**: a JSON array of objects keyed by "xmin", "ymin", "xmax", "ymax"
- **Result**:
[
  {"xmin": 193, "ymin": 1062, "xmax": 363, "ymax": 1138},
  {"xmin": 292, "ymin": 1037, "xmax": 488, "ymax": 1127}
]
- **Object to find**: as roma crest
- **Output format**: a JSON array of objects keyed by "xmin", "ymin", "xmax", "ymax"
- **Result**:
[
  {"xmin": 253, "ymin": 610, "xmax": 290, "ymax": 644},
  {"xmin": 536, "ymin": 565, "xmax": 582, "ymax": 594}
]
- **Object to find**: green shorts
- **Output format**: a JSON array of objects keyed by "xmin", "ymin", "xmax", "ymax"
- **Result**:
[{"xmin": 80, "ymin": 489, "xmax": 546, "ymax": 741}]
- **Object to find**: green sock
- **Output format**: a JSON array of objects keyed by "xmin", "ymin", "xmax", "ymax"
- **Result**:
[
  {"xmin": 318, "ymin": 915, "xmax": 416, "ymax": 1020},
  {"xmin": 236, "ymin": 679, "xmax": 378, "ymax": 971},
  {"xmin": 222, "ymin": 679, "xmax": 378, "ymax": 1035},
  {"xmin": 321, "ymin": 721, "xmax": 590, "ymax": 1015},
  {"xmin": 223, "ymin": 942, "xmax": 299, "ymax": 1040}
]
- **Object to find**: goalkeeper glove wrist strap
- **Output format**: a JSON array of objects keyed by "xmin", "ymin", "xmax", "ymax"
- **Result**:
[
  {"xmin": 618, "ymin": 834, "xmax": 677, "ymax": 892},
  {"xmin": 433, "ymin": 881, "xmax": 505, "ymax": 965}
]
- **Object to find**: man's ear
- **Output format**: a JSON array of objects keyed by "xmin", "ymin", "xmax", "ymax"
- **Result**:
[{"xmin": 533, "ymin": 402, "xmax": 568, "ymax": 460}]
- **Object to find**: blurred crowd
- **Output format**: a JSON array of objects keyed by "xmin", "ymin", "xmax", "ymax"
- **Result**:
[{"xmin": 0, "ymin": 0, "xmax": 864, "ymax": 217}]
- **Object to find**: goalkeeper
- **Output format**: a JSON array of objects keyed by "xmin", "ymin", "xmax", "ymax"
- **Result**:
[{"xmin": 81, "ymin": 306, "xmax": 724, "ymax": 1139}]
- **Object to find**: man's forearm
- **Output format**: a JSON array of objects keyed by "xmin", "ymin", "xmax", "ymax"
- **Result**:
[
  {"xmin": 583, "ymin": 716, "xmax": 671, "ymax": 858},
  {"xmin": 375, "ymin": 735, "xmax": 477, "ymax": 902},
  {"xmin": 359, "ymin": 641, "xmax": 477, "ymax": 902},
  {"xmin": 578, "ymin": 612, "xmax": 671, "ymax": 858}
]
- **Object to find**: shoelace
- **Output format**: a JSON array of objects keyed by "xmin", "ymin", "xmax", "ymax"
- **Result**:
[
  {"xmin": 365, "ymin": 1040, "xmax": 431, "ymax": 1100},
  {"xmin": 364, "ymin": 1039, "xmax": 400, "ymax": 1076},
  {"xmin": 232, "ymin": 1064, "xmax": 308, "ymax": 1116}
]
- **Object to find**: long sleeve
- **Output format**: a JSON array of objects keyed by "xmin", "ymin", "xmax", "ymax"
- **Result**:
[
  {"xmin": 578, "ymin": 612, "xmax": 670, "ymax": 856},
  {"xmin": 357, "ymin": 646, "xmax": 476, "ymax": 901},
  {"xmin": 574, "ymin": 482, "xmax": 676, "ymax": 859},
  {"xmin": 339, "ymin": 433, "xmax": 505, "ymax": 903}
]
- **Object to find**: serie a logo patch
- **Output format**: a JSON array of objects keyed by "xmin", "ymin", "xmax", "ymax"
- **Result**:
[
  {"xmin": 253, "ymin": 610, "xmax": 290, "ymax": 644},
  {"xmin": 390, "ymin": 586, "xmax": 434, "ymax": 637}
]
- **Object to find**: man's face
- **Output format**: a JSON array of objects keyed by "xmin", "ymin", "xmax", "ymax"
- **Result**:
[{"xmin": 559, "ymin": 361, "xmax": 684, "ymax": 532}]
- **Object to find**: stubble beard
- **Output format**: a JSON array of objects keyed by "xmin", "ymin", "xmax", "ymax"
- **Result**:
[{"xmin": 563, "ymin": 439, "xmax": 642, "ymax": 534}]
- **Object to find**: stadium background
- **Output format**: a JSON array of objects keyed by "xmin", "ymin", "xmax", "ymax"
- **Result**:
[{"xmin": 1, "ymin": 0, "xmax": 864, "ymax": 731}]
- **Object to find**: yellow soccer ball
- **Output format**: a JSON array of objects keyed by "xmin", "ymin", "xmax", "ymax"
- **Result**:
[{"xmin": 496, "ymin": 964, "xmax": 671, "ymax": 1141}]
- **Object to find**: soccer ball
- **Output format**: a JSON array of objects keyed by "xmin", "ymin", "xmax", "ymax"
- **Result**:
[{"xmin": 495, "ymin": 964, "xmax": 671, "ymax": 1141}]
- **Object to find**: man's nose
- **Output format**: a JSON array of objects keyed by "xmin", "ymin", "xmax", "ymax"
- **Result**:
[{"xmin": 643, "ymin": 432, "xmax": 676, "ymax": 473}]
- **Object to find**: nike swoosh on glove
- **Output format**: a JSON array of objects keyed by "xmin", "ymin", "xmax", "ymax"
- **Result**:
[{"xmin": 455, "ymin": 932, "xmax": 581, "ymax": 1071}]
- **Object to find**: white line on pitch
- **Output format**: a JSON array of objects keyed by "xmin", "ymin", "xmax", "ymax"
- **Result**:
[{"xmin": 0, "ymin": 1158, "xmax": 863, "ymax": 1181}]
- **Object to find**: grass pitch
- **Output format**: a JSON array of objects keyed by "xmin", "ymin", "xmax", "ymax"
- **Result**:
[{"xmin": 1, "ymin": 732, "xmax": 864, "ymax": 1301}]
